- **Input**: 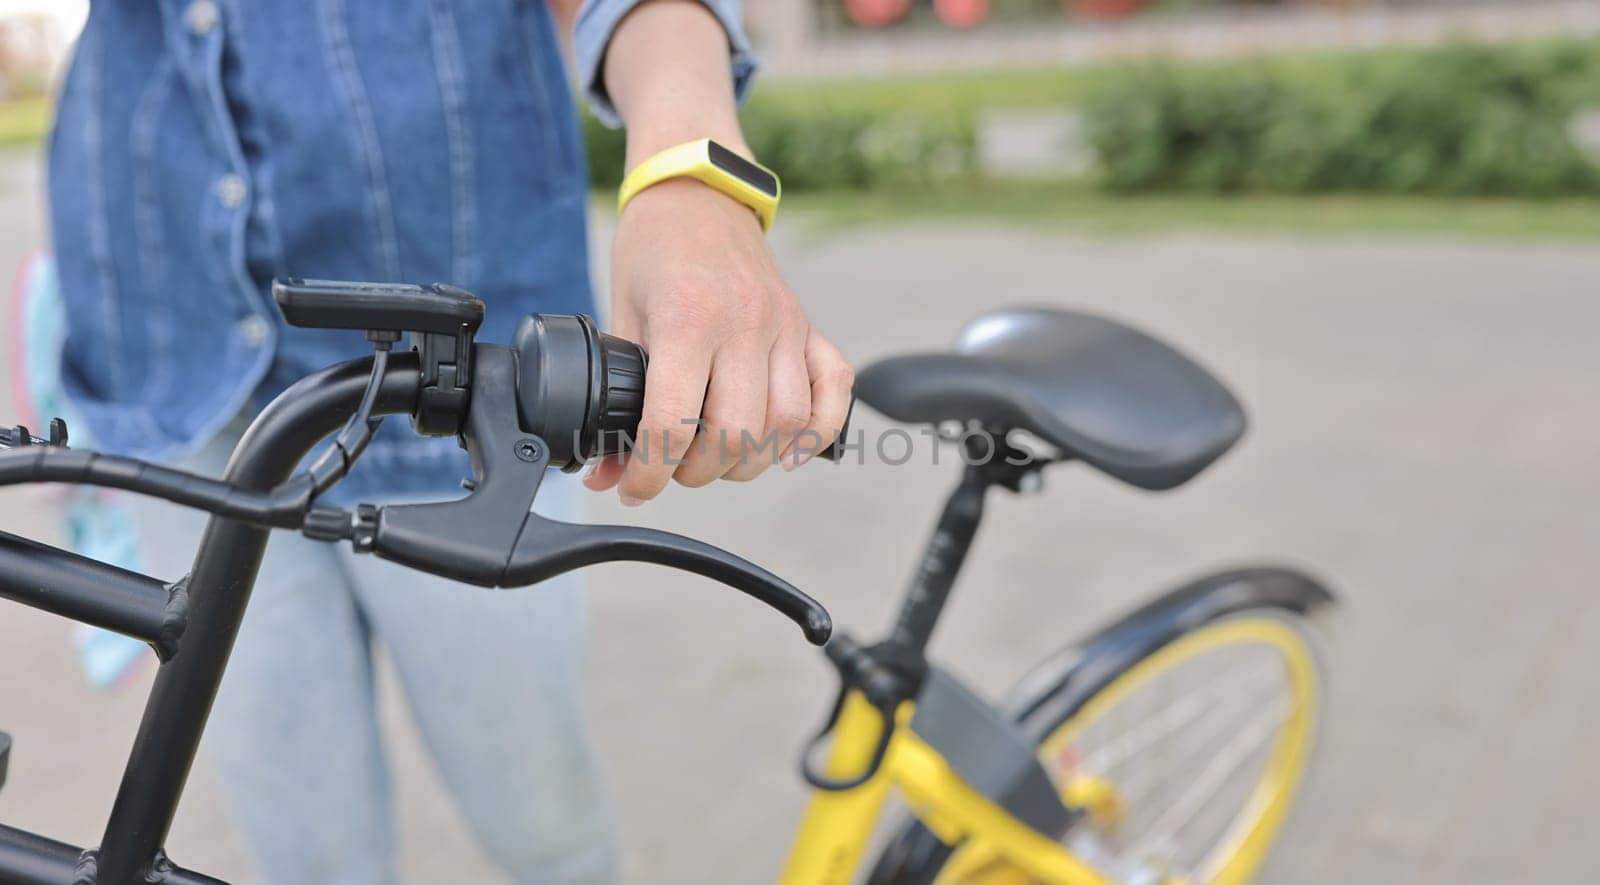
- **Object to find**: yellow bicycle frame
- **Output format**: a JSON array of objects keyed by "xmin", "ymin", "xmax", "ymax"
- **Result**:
[
  {"xmin": 778, "ymin": 616, "xmax": 1319, "ymax": 885},
  {"xmin": 778, "ymin": 693, "xmax": 1115, "ymax": 885}
]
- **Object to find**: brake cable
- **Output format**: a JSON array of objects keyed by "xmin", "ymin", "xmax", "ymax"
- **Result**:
[{"xmin": 0, "ymin": 335, "xmax": 395, "ymax": 530}]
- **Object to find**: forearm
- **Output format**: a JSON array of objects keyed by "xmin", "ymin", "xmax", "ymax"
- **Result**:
[{"xmin": 602, "ymin": 0, "xmax": 751, "ymax": 170}]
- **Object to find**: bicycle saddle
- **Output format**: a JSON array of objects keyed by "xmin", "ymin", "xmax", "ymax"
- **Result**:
[{"xmin": 856, "ymin": 307, "xmax": 1246, "ymax": 490}]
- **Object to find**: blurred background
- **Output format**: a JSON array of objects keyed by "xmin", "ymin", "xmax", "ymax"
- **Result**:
[{"xmin": 2, "ymin": 0, "xmax": 1598, "ymax": 881}]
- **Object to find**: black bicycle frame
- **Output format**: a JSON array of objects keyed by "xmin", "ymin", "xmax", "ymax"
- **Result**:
[
  {"xmin": 0, "ymin": 534, "xmax": 181, "ymax": 660},
  {"xmin": 0, "ymin": 353, "xmax": 422, "ymax": 885}
]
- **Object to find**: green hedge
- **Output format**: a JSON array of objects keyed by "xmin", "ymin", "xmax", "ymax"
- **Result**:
[
  {"xmin": 581, "ymin": 40, "xmax": 1600, "ymax": 197},
  {"xmin": 1083, "ymin": 42, "xmax": 1600, "ymax": 196},
  {"xmin": 583, "ymin": 100, "xmax": 979, "ymax": 192}
]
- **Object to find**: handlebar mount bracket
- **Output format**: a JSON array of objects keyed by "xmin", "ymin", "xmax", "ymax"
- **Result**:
[{"xmin": 273, "ymin": 278, "xmax": 485, "ymax": 437}]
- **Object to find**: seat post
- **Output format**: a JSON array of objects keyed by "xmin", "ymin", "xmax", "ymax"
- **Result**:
[{"xmin": 887, "ymin": 462, "xmax": 992, "ymax": 653}]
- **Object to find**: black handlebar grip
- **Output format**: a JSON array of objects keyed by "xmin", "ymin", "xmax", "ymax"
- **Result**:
[
  {"xmin": 513, "ymin": 314, "xmax": 635, "ymax": 470},
  {"xmin": 513, "ymin": 313, "xmax": 851, "ymax": 470},
  {"xmin": 590, "ymin": 326, "xmax": 648, "ymax": 459}
]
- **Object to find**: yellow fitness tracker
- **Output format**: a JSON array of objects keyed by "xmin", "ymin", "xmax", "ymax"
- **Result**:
[{"xmin": 616, "ymin": 138, "xmax": 781, "ymax": 232}]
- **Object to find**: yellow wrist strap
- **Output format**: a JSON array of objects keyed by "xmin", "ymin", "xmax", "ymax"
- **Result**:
[{"xmin": 617, "ymin": 138, "xmax": 781, "ymax": 232}]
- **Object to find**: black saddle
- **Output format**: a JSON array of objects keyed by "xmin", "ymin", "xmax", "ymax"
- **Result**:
[{"xmin": 855, "ymin": 307, "xmax": 1246, "ymax": 490}]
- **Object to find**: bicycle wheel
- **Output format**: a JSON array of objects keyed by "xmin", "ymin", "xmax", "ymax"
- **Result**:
[{"xmin": 870, "ymin": 569, "xmax": 1331, "ymax": 885}]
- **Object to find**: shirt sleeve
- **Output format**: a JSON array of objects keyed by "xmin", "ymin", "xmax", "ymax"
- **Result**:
[{"xmin": 574, "ymin": 0, "xmax": 759, "ymax": 128}]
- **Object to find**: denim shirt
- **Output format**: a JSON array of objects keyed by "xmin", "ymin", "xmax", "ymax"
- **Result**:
[{"xmin": 48, "ymin": 0, "xmax": 755, "ymax": 501}]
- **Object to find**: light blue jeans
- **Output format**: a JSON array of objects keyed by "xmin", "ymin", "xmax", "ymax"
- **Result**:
[{"xmin": 131, "ymin": 421, "xmax": 616, "ymax": 885}]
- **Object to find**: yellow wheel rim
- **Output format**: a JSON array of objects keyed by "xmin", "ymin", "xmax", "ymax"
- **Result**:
[{"xmin": 939, "ymin": 614, "xmax": 1321, "ymax": 885}]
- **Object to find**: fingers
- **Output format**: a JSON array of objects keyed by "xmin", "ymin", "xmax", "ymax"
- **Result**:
[
  {"xmin": 781, "ymin": 330, "xmax": 854, "ymax": 470},
  {"xmin": 615, "ymin": 337, "xmax": 711, "ymax": 505},
  {"xmin": 590, "ymin": 321, "xmax": 853, "ymax": 494},
  {"xmin": 672, "ymin": 339, "xmax": 769, "ymax": 487},
  {"xmin": 724, "ymin": 325, "xmax": 811, "ymax": 482},
  {"xmin": 582, "ymin": 452, "xmax": 627, "ymax": 492}
]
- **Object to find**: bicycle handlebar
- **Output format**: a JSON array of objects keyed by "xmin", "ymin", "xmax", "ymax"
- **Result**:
[{"xmin": 0, "ymin": 278, "xmax": 837, "ymax": 645}]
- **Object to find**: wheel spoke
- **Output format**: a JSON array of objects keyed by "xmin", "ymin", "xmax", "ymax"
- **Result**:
[
  {"xmin": 1076, "ymin": 662, "xmax": 1279, "ymax": 776},
  {"xmin": 1126, "ymin": 699, "xmax": 1290, "ymax": 872},
  {"xmin": 958, "ymin": 617, "xmax": 1322, "ymax": 885},
  {"xmin": 1105, "ymin": 665, "xmax": 1282, "ymax": 820}
]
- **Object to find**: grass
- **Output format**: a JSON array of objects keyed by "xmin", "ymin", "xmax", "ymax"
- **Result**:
[
  {"xmin": 760, "ymin": 65, "xmax": 1101, "ymax": 115},
  {"xmin": 785, "ymin": 179, "xmax": 1600, "ymax": 239},
  {"xmin": 0, "ymin": 97, "xmax": 51, "ymax": 148}
]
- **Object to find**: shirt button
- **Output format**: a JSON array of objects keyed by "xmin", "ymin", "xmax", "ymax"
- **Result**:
[
  {"xmin": 239, "ymin": 315, "xmax": 270, "ymax": 347},
  {"xmin": 187, "ymin": 0, "xmax": 219, "ymax": 35},
  {"xmin": 215, "ymin": 173, "xmax": 247, "ymax": 208}
]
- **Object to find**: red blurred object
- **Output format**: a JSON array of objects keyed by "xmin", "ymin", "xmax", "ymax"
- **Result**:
[
  {"xmin": 934, "ymin": 0, "xmax": 990, "ymax": 28},
  {"xmin": 1070, "ymin": 0, "xmax": 1146, "ymax": 18},
  {"xmin": 845, "ymin": 0, "xmax": 913, "ymax": 28}
]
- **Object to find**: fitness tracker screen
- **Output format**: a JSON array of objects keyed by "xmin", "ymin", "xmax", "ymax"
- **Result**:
[{"xmin": 708, "ymin": 140, "xmax": 778, "ymax": 197}]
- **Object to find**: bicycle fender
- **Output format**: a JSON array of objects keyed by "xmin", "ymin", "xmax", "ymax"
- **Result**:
[{"xmin": 1003, "ymin": 565, "xmax": 1336, "ymax": 741}]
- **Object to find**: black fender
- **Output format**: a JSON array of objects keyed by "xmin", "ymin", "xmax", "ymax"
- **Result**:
[{"xmin": 1004, "ymin": 565, "xmax": 1335, "ymax": 741}]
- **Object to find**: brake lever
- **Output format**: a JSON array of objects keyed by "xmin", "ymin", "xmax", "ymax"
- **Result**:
[
  {"xmin": 503, "ymin": 515, "xmax": 831, "ymax": 644},
  {"xmin": 361, "ymin": 344, "xmax": 831, "ymax": 645}
]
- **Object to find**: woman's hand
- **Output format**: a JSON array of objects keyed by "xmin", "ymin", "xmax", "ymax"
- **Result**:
[
  {"xmin": 583, "ymin": 175, "xmax": 853, "ymax": 505},
  {"xmin": 585, "ymin": 0, "xmax": 853, "ymax": 506}
]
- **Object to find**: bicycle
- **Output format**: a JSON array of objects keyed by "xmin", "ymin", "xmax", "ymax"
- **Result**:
[{"xmin": 0, "ymin": 279, "xmax": 1334, "ymax": 884}]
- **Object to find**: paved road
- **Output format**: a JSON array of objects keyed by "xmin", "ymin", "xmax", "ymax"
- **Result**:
[{"xmin": 2, "ymin": 148, "xmax": 1598, "ymax": 883}]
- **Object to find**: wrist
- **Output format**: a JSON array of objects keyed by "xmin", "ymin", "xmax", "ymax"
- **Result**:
[
  {"xmin": 621, "ymin": 176, "xmax": 757, "ymax": 223},
  {"xmin": 625, "ymin": 125, "xmax": 751, "ymax": 173},
  {"xmin": 618, "ymin": 138, "xmax": 779, "ymax": 231}
]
